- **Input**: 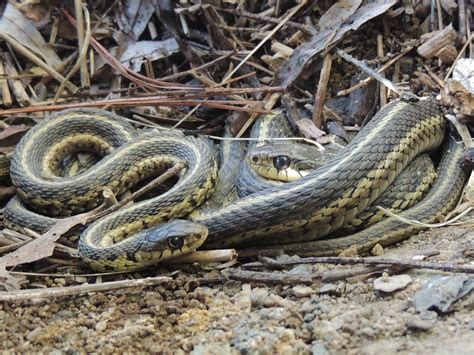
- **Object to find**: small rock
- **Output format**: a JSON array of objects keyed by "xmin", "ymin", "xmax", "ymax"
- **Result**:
[
  {"xmin": 250, "ymin": 288, "xmax": 268, "ymax": 307},
  {"xmin": 414, "ymin": 275, "xmax": 474, "ymax": 313},
  {"xmin": 335, "ymin": 281, "xmax": 346, "ymax": 295},
  {"xmin": 311, "ymin": 341, "xmax": 329, "ymax": 355},
  {"xmin": 301, "ymin": 300, "xmax": 317, "ymax": 313},
  {"xmin": 96, "ymin": 320, "xmax": 108, "ymax": 331},
  {"xmin": 373, "ymin": 274, "xmax": 412, "ymax": 293},
  {"xmin": 264, "ymin": 293, "xmax": 292, "ymax": 307},
  {"xmin": 468, "ymin": 319, "xmax": 474, "ymax": 330},
  {"xmin": 406, "ymin": 315, "xmax": 436, "ymax": 331},
  {"xmin": 74, "ymin": 276, "xmax": 88, "ymax": 284},
  {"xmin": 54, "ymin": 278, "xmax": 66, "ymax": 286},
  {"xmin": 319, "ymin": 283, "xmax": 337, "ymax": 294},
  {"xmin": 292, "ymin": 285, "xmax": 314, "ymax": 298},
  {"xmin": 406, "ymin": 311, "xmax": 438, "ymax": 331},
  {"xmin": 26, "ymin": 327, "xmax": 43, "ymax": 342},
  {"xmin": 371, "ymin": 243, "xmax": 384, "ymax": 256},
  {"xmin": 288, "ymin": 264, "xmax": 313, "ymax": 275}
]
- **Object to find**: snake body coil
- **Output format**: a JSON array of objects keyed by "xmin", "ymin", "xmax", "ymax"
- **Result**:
[
  {"xmin": 6, "ymin": 109, "xmax": 218, "ymax": 270},
  {"xmin": 5, "ymin": 99, "xmax": 467, "ymax": 270}
]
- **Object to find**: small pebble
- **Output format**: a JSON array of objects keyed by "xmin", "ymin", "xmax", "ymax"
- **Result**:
[
  {"xmin": 26, "ymin": 327, "xmax": 43, "ymax": 342},
  {"xmin": 373, "ymin": 274, "xmax": 412, "ymax": 293},
  {"xmin": 96, "ymin": 320, "xmax": 108, "ymax": 331},
  {"xmin": 406, "ymin": 315, "xmax": 436, "ymax": 331},
  {"xmin": 74, "ymin": 276, "xmax": 88, "ymax": 284},
  {"xmin": 335, "ymin": 281, "xmax": 346, "ymax": 295},
  {"xmin": 371, "ymin": 243, "xmax": 384, "ymax": 256},
  {"xmin": 54, "ymin": 278, "xmax": 66, "ymax": 286},
  {"xmin": 250, "ymin": 288, "xmax": 268, "ymax": 307},
  {"xmin": 319, "ymin": 283, "xmax": 337, "ymax": 294},
  {"xmin": 311, "ymin": 341, "xmax": 329, "ymax": 355},
  {"xmin": 292, "ymin": 285, "xmax": 314, "ymax": 298}
]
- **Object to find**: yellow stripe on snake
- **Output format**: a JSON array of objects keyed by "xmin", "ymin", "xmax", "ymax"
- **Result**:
[{"xmin": 4, "ymin": 98, "xmax": 467, "ymax": 271}]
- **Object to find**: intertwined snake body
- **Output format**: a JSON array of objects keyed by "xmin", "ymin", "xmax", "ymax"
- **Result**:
[
  {"xmin": 195, "ymin": 99, "xmax": 452, "ymax": 247},
  {"xmin": 4, "ymin": 99, "xmax": 467, "ymax": 270}
]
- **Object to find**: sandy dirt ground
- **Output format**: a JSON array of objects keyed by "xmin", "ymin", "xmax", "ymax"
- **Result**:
[{"xmin": 1, "ymin": 212, "xmax": 473, "ymax": 354}]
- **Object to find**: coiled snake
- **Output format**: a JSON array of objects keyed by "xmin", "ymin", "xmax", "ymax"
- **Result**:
[{"xmin": 4, "ymin": 98, "xmax": 467, "ymax": 270}]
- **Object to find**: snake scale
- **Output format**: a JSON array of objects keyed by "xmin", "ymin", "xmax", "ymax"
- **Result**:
[{"xmin": 4, "ymin": 98, "xmax": 467, "ymax": 271}]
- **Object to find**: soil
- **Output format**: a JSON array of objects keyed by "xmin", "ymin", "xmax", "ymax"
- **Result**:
[{"xmin": 1, "ymin": 215, "xmax": 473, "ymax": 354}]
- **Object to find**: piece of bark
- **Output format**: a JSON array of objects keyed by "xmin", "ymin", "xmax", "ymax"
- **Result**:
[{"xmin": 417, "ymin": 24, "xmax": 458, "ymax": 63}]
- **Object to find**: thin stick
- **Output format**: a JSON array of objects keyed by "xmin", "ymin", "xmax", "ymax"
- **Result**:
[
  {"xmin": 241, "ymin": 256, "xmax": 474, "ymax": 274},
  {"xmin": 168, "ymin": 249, "xmax": 237, "ymax": 264},
  {"xmin": 223, "ymin": 268, "xmax": 321, "ymax": 285},
  {"xmin": 0, "ymin": 97, "xmax": 272, "ymax": 116},
  {"xmin": 444, "ymin": 32, "xmax": 473, "ymax": 81},
  {"xmin": 54, "ymin": 3, "xmax": 92, "ymax": 102},
  {"xmin": 74, "ymin": 0, "xmax": 89, "ymax": 87},
  {"xmin": 0, "ymin": 275, "xmax": 173, "ymax": 301},
  {"xmin": 214, "ymin": 6, "xmax": 309, "ymax": 32},
  {"xmin": 377, "ymin": 35, "xmax": 388, "ymax": 105},
  {"xmin": 335, "ymin": 48, "xmax": 401, "ymax": 95},
  {"xmin": 88, "ymin": 162, "xmax": 186, "ymax": 223},
  {"xmin": 376, "ymin": 205, "xmax": 472, "ymax": 228},
  {"xmin": 160, "ymin": 53, "xmax": 233, "ymax": 81},
  {"xmin": 222, "ymin": 1, "xmax": 307, "ymax": 83},
  {"xmin": 312, "ymin": 53, "xmax": 332, "ymax": 128},
  {"xmin": 0, "ymin": 31, "xmax": 78, "ymax": 93},
  {"xmin": 337, "ymin": 45, "xmax": 414, "ymax": 96}
]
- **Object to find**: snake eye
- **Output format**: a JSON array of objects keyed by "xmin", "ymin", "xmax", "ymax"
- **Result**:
[
  {"xmin": 167, "ymin": 236, "xmax": 184, "ymax": 249},
  {"xmin": 273, "ymin": 156, "xmax": 290, "ymax": 170},
  {"xmin": 252, "ymin": 156, "xmax": 259, "ymax": 163}
]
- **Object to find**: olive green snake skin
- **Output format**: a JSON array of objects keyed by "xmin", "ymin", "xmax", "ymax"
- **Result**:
[{"xmin": 4, "ymin": 99, "xmax": 467, "ymax": 270}]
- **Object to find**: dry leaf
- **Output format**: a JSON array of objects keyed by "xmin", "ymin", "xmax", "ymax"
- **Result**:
[
  {"xmin": 0, "ymin": 3, "xmax": 61, "ymax": 69},
  {"xmin": 294, "ymin": 118, "xmax": 329, "ymax": 144},
  {"xmin": 0, "ymin": 124, "xmax": 31, "ymax": 147},
  {"xmin": 275, "ymin": 0, "xmax": 398, "ymax": 88}
]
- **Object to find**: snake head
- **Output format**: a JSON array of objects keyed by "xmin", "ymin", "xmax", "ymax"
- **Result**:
[
  {"xmin": 142, "ymin": 219, "xmax": 208, "ymax": 257},
  {"xmin": 248, "ymin": 141, "xmax": 327, "ymax": 182}
]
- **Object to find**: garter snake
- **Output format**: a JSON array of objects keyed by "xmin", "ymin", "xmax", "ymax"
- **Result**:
[
  {"xmin": 6, "ymin": 108, "xmax": 218, "ymax": 270},
  {"xmin": 248, "ymin": 140, "xmax": 438, "ymax": 232},
  {"xmin": 4, "ymin": 99, "xmax": 467, "ymax": 270},
  {"xmin": 239, "ymin": 136, "xmax": 466, "ymax": 257},
  {"xmin": 195, "ymin": 98, "xmax": 464, "ymax": 248}
]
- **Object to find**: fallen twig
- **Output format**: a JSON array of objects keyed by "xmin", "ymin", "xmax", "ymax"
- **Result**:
[
  {"xmin": 335, "ymin": 48, "xmax": 402, "ymax": 95},
  {"xmin": 241, "ymin": 256, "xmax": 474, "ymax": 274},
  {"xmin": 312, "ymin": 53, "xmax": 332, "ymax": 128},
  {"xmin": 337, "ymin": 45, "xmax": 415, "ymax": 96},
  {"xmin": 222, "ymin": 268, "xmax": 321, "ymax": 285},
  {"xmin": 168, "ymin": 249, "xmax": 237, "ymax": 264},
  {"xmin": 0, "ymin": 275, "xmax": 173, "ymax": 302}
]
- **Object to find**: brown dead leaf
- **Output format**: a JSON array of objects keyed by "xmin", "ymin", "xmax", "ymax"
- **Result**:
[
  {"xmin": 0, "ymin": 3, "xmax": 61, "ymax": 69},
  {"xmin": 0, "ymin": 124, "xmax": 31, "ymax": 147},
  {"xmin": 294, "ymin": 118, "xmax": 329, "ymax": 144},
  {"xmin": 275, "ymin": 0, "xmax": 398, "ymax": 88},
  {"xmin": 0, "ymin": 209, "xmax": 97, "ymax": 269}
]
